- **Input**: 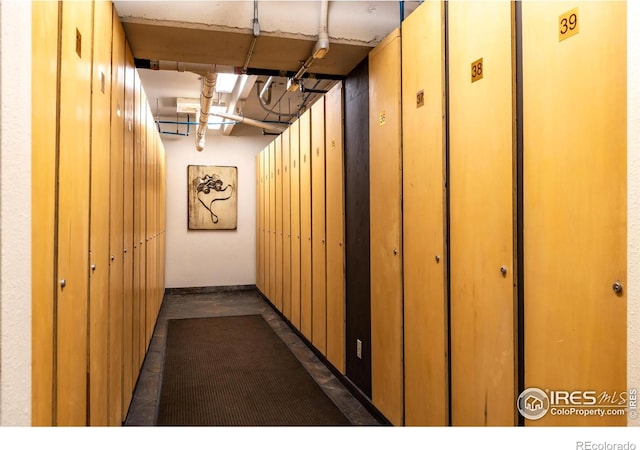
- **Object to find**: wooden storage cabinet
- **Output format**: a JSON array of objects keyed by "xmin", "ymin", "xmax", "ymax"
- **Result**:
[
  {"xmin": 401, "ymin": 0, "xmax": 448, "ymax": 426},
  {"xmin": 368, "ymin": 28, "xmax": 404, "ymax": 427},
  {"xmin": 269, "ymin": 141, "xmax": 277, "ymax": 303},
  {"xmin": 109, "ymin": 6, "xmax": 126, "ymax": 425},
  {"xmin": 311, "ymin": 100, "xmax": 327, "ymax": 355},
  {"xmin": 289, "ymin": 121, "xmax": 302, "ymax": 330},
  {"xmin": 324, "ymin": 83, "xmax": 346, "ymax": 375},
  {"xmin": 55, "ymin": 0, "xmax": 94, "ymax": 425},
  {"xmin": 90, "ymin": 0, "xmax": 113, "ymax": 426},
  {"xmin": 122, "ymin": 43, "xmax": 136, "ymax": 417},
  {"xmin": 275, "ymin": 136, "xmax": 284, "ymax": 312},
  {"xmin": 448, "ymin": 1, "xmax": 517, "ymax": 426},
  {"xmin": 282, "ymin": 130, "xmax": 292, "ymax": 320},
  {"xmin": 31, "ymin": 0, "xmax": 167, "ymax": 426},
  {"xmin": 522, "ymin": 1, "xmax": 627, "ymax": 426},
  {"xmin": 299, "ymin": 110, "xmax": 313, "ymax": 340}
]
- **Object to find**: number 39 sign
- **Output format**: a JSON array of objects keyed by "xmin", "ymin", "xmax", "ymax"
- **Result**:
[{"xmin": 559, "ymin": 7, "xmax": 579, "ymax": 42}]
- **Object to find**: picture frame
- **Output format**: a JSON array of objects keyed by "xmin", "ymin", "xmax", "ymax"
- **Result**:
[{"xmin": 187, "ymin": 165, "xmax": 238, "ymax": 230}]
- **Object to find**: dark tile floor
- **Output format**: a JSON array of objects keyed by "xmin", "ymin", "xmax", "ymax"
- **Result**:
[{"xmin": 124, "ymin": 287, "xmax": 382, "ymax": 426}]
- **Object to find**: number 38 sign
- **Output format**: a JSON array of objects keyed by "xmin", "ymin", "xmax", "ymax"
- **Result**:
[{"xmin": 559, "ymin": 7, "xmax": 579, "ymax": 42}]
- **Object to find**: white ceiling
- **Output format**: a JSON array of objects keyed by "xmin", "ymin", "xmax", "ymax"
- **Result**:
[{"xmin": 114, "ymin": 0, "xmax": 420, "ymax": 137}]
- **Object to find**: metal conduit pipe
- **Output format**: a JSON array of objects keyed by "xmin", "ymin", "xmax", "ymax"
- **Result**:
[
  {"xmin": 157, "ymin": 120, "xmax": 238, "ymax": 126},
  {"xmin": 196, "ymin": 73, "xmax": 217, "ymax": 152},
  {"xmin": 210, "ymin": 111, "xmax": 286, "ymax": 134},
  {"xmin": 288, "ymin": 0, "xmax": 330, "ymax": 88}
]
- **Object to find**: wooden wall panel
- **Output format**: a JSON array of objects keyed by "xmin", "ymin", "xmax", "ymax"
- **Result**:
[
  {"xmin": 269, "ymin": 141, "xmax": 277, "ymax": 302},
  {"xmin": 311, "ymin": 100, "xmax": 327, "ymax": 355},
  {"xmin": 448, "ymin": 2, "xmax": 516, "ymax": 425},
  {"xmin": 344, "ymin": 58, "xmax": 372, "ymax": 398},
  {"xmin": 522, "ymin": 1, "xmax": 626, "ymax": 426},
  {"xmin": 275, "ymin": 136, "xmax": 284, "ymax": 311},
  {"xmin": 31, "ymin": 0, "xmax": 59, "ymax": 426},
  {"xmin": 401, "ymin": 0, "xmax": 448, "ymax": 426},
  {"xmin": 56, "ymin": 0, "xmax": 93, "ymax": 425},
  {"xmin": 299, "ymin": 110, "xmax": 313, "ymax": 339},
  {"xmin": 89, "ymin": 0, "xmax": 113, "ymax": 426},
  {"xmin": 122, "ymin": 43, "xmax": 136, "ymax": 417},
  {"xmin": 289, "ymin": 121, "xmax": 302, "ymax": 330},
  {"xmin": 282, "ymin": 129, "xmax": 292, "ymax": 320},
  {"xmin": 369, "ymin": 28, "xmax": 404, "ymax": 426},
  {"xmin": 325, "ymin": 83, "xmax": 346, "ymax": 374}
]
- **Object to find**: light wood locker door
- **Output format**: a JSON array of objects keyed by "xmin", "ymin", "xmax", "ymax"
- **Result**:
[
  {"xmin": 89, "ymin": 0, "xmax": 113, "ymax": 426},
  {"xmin": 369, "ymin": 28, "xmax": 403, "ymax": 426},
  {"xmin": 257, "ymin": 151, "xmax": 262, "ymax": 292},
  {"xmin": 108, "ymin": 8, "xmax": 126, "ymax": 426},
  {"xmin": 32, "ymin": 0, "xmax": 59, "ymax": 426},
  {"xmin": 311, "ymin": 100, "xmax": 327, "ymax": 355},
  {"xmin": 122, "ymin": 43, "xmax": 136, "ymax": 416},
  {"xmin": 275, "ymin": 136, "xmax": 284, "ymax": 311},
  {"xmin": 56, "ymin": 0, "xmax": 93, "ymax": 426},
  {"xmin": 145, "ymin": 104, "xmax": 155, "ymax": 350},
  {"xmin": 138, "ymin": 87, "xmax": 148, "ymax": 369},
  {"xmin": 262, "ymin": 149, "xmax": 269, "ymax": 297},
  {"xmin": 402, "ymin": 0, "xmax": 448, "ymax": 426},
  {"xmin": 256, "ymin": 153, "xmax": 262, "ymax": 292},
  {"xmin": 282, "ymin": 129, "xmax": 292, "ymax": 320},
  {"xmin": 299, "ymin": 110, "xmax": 313, "ymax": 339},
  {"xmin": 522, "ymin": 2, "xmax": 626, "ymax": 426},
  {"xmin": 290, "ymin": 120, "xmax": 302, "ymax": 330},
  {"xmin": 325, "ymin": 82, "xmax": 346, "ymax": 374},
  {"xmin": 269, "ymin": 141, "xmax": 277, "ymax": 302},
  {"xmin": 132, "ymin": 70, "xmax": 142, "ymax": 377},
  {"xmin": 149, "ymin": 126, "xmax": 158, "ymax": 323},
  {"xmin": 449, "ymin": 2, "xmax": 516, "ymax": 425}
]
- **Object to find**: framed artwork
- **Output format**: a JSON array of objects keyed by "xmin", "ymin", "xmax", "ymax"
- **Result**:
[{"xmin": 188, "ymin": 165, "xmax": 237, "ymax": 230}]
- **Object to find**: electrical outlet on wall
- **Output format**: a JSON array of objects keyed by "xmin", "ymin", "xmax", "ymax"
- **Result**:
[{"xmin": 356, "ymin": 339, "xmax": 363, "ymax": 359}]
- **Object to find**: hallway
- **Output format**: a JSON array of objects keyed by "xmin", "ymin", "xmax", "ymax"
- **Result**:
[{"xmin": 124, "ymin": 288, "xmax": 382, "ymax": 426}]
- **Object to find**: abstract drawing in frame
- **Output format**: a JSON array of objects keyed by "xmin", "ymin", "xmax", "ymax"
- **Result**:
[{"xmin": 188, "ymin": 165, "xmax": 237, "ymax": 230}]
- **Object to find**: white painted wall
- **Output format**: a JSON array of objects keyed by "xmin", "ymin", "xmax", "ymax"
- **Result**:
[
  {"xmin": 0, "ymin": 0, "xmax": 32, "ymax": 426},
  {"xmin": 163, "ymin": 131, "xmax": 272, "ymax": 288},
  {"xmin": 628, "ymin": 0, "xmax": 639, "ymax": 427}
]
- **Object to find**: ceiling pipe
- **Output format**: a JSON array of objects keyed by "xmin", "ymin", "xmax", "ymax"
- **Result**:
[
  {"xmin": 313, "ymin": 0, "xmax": 330, "ymax": 59},
  {"xmin": 195, "ymin": 72, "xmax": 216, "ymax": 151},
  {"xmin": 287, "ymin": 0, "xmax": 330, "ymax": 91},
  {"xmin": 210, "ymin": 111, "xmax": 286, "ymax": 134},
  {"xmin": 242, "ymin": 0, "xmax": 261, "ymax": 73},
  {"xmin": 259, "ymin": 76, "xmax": 274, "ymax": 104}
]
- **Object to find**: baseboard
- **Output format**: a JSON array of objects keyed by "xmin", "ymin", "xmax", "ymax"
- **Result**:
[
  {"xmin": 255, "ymin": 287, "xmax": 391, "ymax": 426},
  {"xmin": 165, "ymin": 284, "xmax": 256, "ymax": 295}
]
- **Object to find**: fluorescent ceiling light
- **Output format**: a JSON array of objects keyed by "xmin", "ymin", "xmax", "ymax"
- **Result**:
[{"xmin": 215, "ymin": 73, "xmax": 238, "ymax": 93}]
